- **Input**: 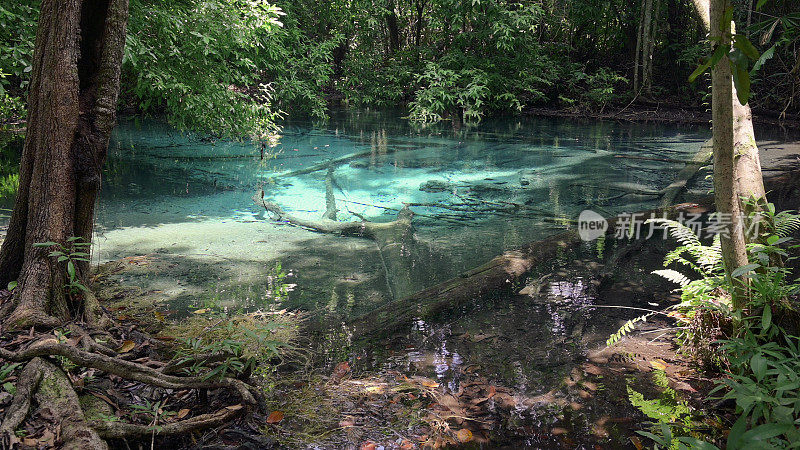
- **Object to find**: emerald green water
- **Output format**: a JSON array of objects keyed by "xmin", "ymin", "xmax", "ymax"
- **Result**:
[{"xmin": 93, "ymin": 112, "xmax": 710, "ymax": 315}]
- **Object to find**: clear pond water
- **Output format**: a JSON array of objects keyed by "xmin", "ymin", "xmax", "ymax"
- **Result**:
[
  {"xmin": 1, "ymin": 111, "xmax": 719, "ymax": 446},
  {"xmin": 91, "ymin": 111, "xmax": 711, "ymax": 311}
]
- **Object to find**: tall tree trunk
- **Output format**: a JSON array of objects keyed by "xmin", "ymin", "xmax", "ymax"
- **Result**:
[
  {"xmin": 691, "ymin": 0, "xmax": 766, "ymax": 208},
  {"xmin": 708, "ymin": 0, "xmax": 750, "ymax": 309},
  {"xmin": 644, "ymin": 0, "xmax": 661, "ymax": 94},
  {"xmin": 415, "ymin": 0, "xmax": 425, "ymax": 48},
  {"xmin": 639, "ymin": 0, "xmax": 654, "ymax": 94},
  {"xmin": 633, "ymin": 0, "xmax": 645, "ymax": 92},
  {"xmin": 386, "ymin": 0, "xmax": 401, "ymax": 54},
  {"xmin": 0, "ymin": 0, "xmax": 129, "ymax": 328}
]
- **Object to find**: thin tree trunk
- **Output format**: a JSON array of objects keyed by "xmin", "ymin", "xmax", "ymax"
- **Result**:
[
  {"xmin": 640, "ymin": 0, "xmax": 654, "ymax": 93},
  {"xmin": 0, "ymin": 0, "xmax": 129, "ymax": 328},
  {"xmin": 710, "ymin": 0, "xmax": 750, "ymax": 308},
  {"xmin": 645, "ymin": 0, "xmax": 661, "ymax": 94},
  {"xmin": 386, "ymin": 0, "xmax": 401, "ymax": 54},
  {"xmin": 633, "ymin": 0, "xmax": 645, "ymax": 92},
  {"xmin": 691, "ymin": 0, "xmax": 767, "ymax": 208}
]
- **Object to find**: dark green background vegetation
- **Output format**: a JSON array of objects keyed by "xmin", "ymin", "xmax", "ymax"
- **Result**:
[{"xmin": 2, "ymin": 0, "xmax": 799, "ymax": 134}]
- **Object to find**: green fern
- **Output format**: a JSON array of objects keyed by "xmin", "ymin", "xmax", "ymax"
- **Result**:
[
  {"xmin": 652, "ymin": 269, "xmax": 691, "ymax": 287},
  {"xmin": 607, "ymin": 313, "xmax": 653, "ymax": 347},
  {"xmin": 775, "ymin": 210, "xmax": 800, "ymax": 238}
]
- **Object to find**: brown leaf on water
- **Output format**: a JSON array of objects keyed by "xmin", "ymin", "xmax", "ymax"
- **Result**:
[
  {"xmin": 117, "ymin": 340, "xmax": 135, "ymax": 353},
  {"xmin": 176, "ymin": 409, "xmax": 190, "ymax": 419},
  {"xmin": 266, "ymin": 410, "xmax": 284, "ymax": 424},
  {"xmin": 456, "ymin": 428, "xmax": 473, "ymax": 443},
  {"xmin": 420, "ymin": 378, "xmax": 439, "ymax": 389}
]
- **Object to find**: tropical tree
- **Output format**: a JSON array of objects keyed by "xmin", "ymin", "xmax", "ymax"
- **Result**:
[
  {"xmin": 0, "ymin": 0, "xmax": 129, "ymax": 328},
  {"xmin": 690, "ymin": 0, "xmax": 768, "ymax": 307}
]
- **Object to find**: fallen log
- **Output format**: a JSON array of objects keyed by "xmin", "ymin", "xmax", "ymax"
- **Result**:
[
  {"xmin": 659, "ymin": 138, "xmax": 713, "ymax": 208},
  {"xmin": 253, "ymin": 189, "xmax": 432, "ymax": 299},
  {"xmin": 346, "ymin": 202, "xmax": 713, "ymax": 338},
  {"xmin": 347, "ymin": 167, "xmax": 800, "ymax": 337}
]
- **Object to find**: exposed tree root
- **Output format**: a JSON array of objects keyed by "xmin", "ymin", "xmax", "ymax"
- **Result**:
[
  {"xmin": 1, "ymin": 357, "xmax": 108, "ymax": 450},
  {"xmin": 0, "ymin": 334, "xmax": 258, "ymax": 447},
  {"xmin": 90, "ymin": 407, "xmax": 242, "ymax": 439}
]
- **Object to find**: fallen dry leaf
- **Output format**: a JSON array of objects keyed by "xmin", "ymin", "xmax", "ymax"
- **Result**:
[
  {"xmin": 359, "ymin": 441, "xmax": 376, "ymax": 450},
  {"xmin": 266, "ymin": 410, "xmax": 284, "ymax": 424},
  {"xmin": 226, "ymin": 404, "xmax": 244, "ymax": 411},
  {"xmin": 456, "ymin": 428, "xmax": 473, "ymax": 443},
  {"xmin": 176, "ymin": 409, "xmax": 190, "ymax": 419},
  {"xmin": 192, "ymin": 308, "xmax": 209, "ymax": 314},
  {"xmin": 630, "ymin": 435, "xmax": 644, "ymax": 450},
  {"xmin": 117, "ymin": 340, "xmax": 135, "ymax": 353}
]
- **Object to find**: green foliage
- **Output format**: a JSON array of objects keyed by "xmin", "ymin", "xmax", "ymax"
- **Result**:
[
  {"xmin": 607, "ymin": 313, "xmax": 654, "ymax": 347},
  {"xmin": 0, "ymin": 172, "xmax": 18, "ymax": 200},
  {"xmin": 173, "ymin": 317, "xmax": 287, "ymax": 380},
  {"xmin": 34, "ymin": 238, "xmax": 92, "ymax": 295},
  {"xmin": 688, "ymin": 11, "xmax": 763, "ymax": 105},
  {"xmin": 560, "ymin": 67, "xmax": 629, "ymax": 110},
  {"xmin": 634, "ymin": 206, "xmax": 800, "ymax": 449},
  {"xmin": 0, "ymin": 362, "xmax": 21, "ymax": 395},
  {"xmin": 0, "ymin": 1, "xmax": 36, "ymax": 124},
  {"xmin": 629, "ymin": 370, "xmax": 693, "ymax": 425},
  {"xmin": 124, "ymin": 0, "xmax": 284, "ymax": 138}
]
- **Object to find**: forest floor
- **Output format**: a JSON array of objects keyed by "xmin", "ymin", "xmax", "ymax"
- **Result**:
[{"xmin": 526, "ymin": 103, "xmax": 800, "ymax": 129}]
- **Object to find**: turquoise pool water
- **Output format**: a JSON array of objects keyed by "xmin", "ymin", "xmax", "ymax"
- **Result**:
[{"xmin": 92, "ymin": 112, "xmax": 711, "ymax": 314}]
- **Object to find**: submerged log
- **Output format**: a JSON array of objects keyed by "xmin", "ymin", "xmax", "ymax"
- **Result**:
[
  {"xmin": 660, "ymin": 139, "xmax": 713, "ymax": 208},
  {"xmin": 253, "ymin": 189, "xmax": 431, "ymax": 299},
  {"xmin": 346, "ymin": 202, "xmax": 713, "ymax": 338}
]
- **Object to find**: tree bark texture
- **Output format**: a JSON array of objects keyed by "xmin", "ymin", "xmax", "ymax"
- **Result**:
[
  {"xmin": 709, "ymin": 0, "xmax": 750, "ymax": 308},
  {"xmin": 691, "ymin": 0, "xmax": 767, "ymax": 206},
  {"xmin": 0, "ymin": 0, "xmax": 129, "ymax": 328}
]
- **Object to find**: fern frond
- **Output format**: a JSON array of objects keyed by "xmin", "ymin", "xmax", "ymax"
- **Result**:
[
  {"xmin": 653, "ymin": 269, "xmax": 691, "ymax": 287},
  {"xmin": 606, "ymin": 313, "xmax": 653, "ymax": 347},
  {"xmin": 649, "ymin": 219, "xmax": 701, "ymax": 247},
  {"xmin": 775, "ymin": 211, "xmax": 800, "ymax": 238}
]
